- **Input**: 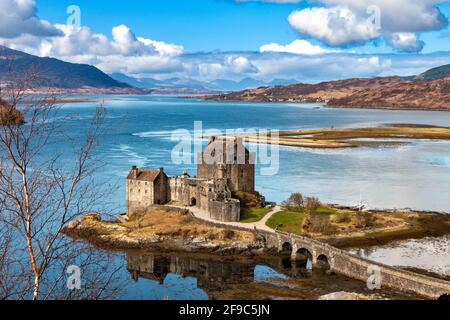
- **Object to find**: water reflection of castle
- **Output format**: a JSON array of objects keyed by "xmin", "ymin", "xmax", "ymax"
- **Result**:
[
  {"xmin": 126, "ymin": 251, "xmax": 316, "ymax": 298},
  {"xmin": 126, "ymin": 252, "xmax": 256, "ymax": 293}
]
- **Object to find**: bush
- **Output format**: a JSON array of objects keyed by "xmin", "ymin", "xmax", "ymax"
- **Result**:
[
  {"xmin": 336, "ymin": 212, "xmax": 352, "ymax": 223},
  {"xmin": 303, "ymin": 212, "xmax": 336, "ymax": 235},
  {"xmin": 305, "ymin": 197, "xmax": 321, "ymax": 215},
  {"xmin": 222, "ymin": 229, "xmax": 235, "ymax": 240},
  {"xmin": 232, "ymin": 191, "xmax": 265, "ymax": 209},
  {"xmin": 355, "ymin": 212, "xmax": 375, "ymax": 228}
]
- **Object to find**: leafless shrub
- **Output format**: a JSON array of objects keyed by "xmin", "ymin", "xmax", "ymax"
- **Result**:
[{"xmin": 305, "ymin": 197, "xmax": 321, "ymax": 215}]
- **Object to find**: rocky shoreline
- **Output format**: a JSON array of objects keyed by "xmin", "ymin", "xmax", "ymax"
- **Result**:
[{"xmin": 63, "ymin": 212, "xmax": 267, "ymax": 256}]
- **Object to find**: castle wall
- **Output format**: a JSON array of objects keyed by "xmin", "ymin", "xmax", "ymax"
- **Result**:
[
  {"xmin": 228, "ymin": 163, "xmax": 255, "ymax": 193},
  {"xmin": 167, "ymin": 177, "xmax": 241, "ymax": 222},
  {"xmin": 126, "ymin": 179, "xmax": 154, "ymax": 216},
  {"xmin": 209, "ymin": 199, "xmax": 240, "ymax": 222},
  {"xmin": 169, "ymin": 177, "xmax": 202, "ymax": 207},
  {"xmin": 153, "ymin": 174, "xmax": 169, "ymax": 205},
  {"xmin": 197, "ymin": 138, "xmax": 256, "ymax": 193}
]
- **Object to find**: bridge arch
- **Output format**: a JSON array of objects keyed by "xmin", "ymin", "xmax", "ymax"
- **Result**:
[
  {"xmin": 280, "ymin": 242, "xmax": 293, "ymax": 255},
  {"xmin": 316, "ymin": 254, "xmax": 331, "ymax": 270},
  {"xmin": 295, "ymin": 248, "xmax": 313, "ymax": 270},
  {"xmin": 280, "ymin": 242, "xmax": 293, "ymax": 269}
]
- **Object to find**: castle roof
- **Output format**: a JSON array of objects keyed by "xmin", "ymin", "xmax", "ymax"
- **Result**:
[
  {"xmin": 127, "ymin": 168, "xmax": 162, "ymax": 182},
  {"xmin": 201, "ymin": 136, "xmax": 252, "ymax": 163}
]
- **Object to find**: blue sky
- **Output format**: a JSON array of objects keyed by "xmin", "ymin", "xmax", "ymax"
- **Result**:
[
  {"xmin": 35, "ymin": 0, "xmax": 450, "ymax": 53},
  {"xmin": 1, "ymin": 0, "xmax": 450, "ymax": 82},
  {"xmin": 36, "ymin": 0, "xmax": 308, "ymax": 52}
]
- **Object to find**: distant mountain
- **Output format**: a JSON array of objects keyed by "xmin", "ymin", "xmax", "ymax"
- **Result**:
[
  {"xmin": 110, "ymin": 72, "xmax": 299, "ymax": 92},
  {"xmin": 206, "ymin": 77, "xmax": 298, "ymax": 91},
  {"xmin": 202, "ymin": 64, "xmax": 450, "ymax": 111},
  {"xmin": 267, "ymin": 78, "xmax": 300, "ymax": 87},
  {"xmin": 414, "ymin": 64, "xmax": 450, "ymax": 81},
  {"xmin": 110, "ymin": 73, "xmax": 210, "ymax": 90},
  {"xmin": 0, "ymin": 46, "xmax": 142, "ymax": 93}
]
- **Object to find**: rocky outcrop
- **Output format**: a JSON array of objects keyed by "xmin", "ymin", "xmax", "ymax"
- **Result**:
[
  {"xmin": 0, "ymin": 99, "xmax": 25, "ymax": 125},
  {"xmin": 63, "ymin": 213, "xmax": 266, "ymax": 256},
  {"xmin": 318, "ymin": 291, "xmax": 380, "ymax": 300}
]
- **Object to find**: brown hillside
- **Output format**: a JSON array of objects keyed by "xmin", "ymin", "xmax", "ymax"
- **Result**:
[{"xmin": 203, "ymin": 77, "xmax": 450, "ymax": 111}]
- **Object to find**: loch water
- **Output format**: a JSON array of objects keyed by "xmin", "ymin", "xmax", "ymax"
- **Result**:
[{"xmin": 37, "ymin": 95, "xmax": 450, "ymax": 299}]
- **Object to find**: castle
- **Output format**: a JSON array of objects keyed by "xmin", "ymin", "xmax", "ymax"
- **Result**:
[{"xmin": 126, "ymin": 136, "xmax": 256, "ymax": 222}]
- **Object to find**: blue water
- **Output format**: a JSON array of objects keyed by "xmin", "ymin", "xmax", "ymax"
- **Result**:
[{"xmin": 51, "ymin": 95, "xmax": 450, "ymax": 212}]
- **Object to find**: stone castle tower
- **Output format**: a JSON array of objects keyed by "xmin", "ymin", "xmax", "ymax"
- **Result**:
[
  {"xmin": 126, "ymin": 136, "xmax": 256, "ymax": 222},
  {"xmin": 197, "ymin": 136, "xmax": 255, "ymax": 193}
]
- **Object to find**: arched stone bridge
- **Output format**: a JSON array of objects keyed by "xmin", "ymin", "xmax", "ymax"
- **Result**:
[
  {"xmin": 258, "ymin": 230, "xmax": 450, "ymax": 299},
  {"xmin": 181, "ymin": 205, "xmax": 450, "ymax": 299}
]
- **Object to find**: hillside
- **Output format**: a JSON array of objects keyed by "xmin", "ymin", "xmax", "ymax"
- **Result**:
[
  {"xmin": 415, "ymin": 64, "xmax": 450, "ymax": 81},
  {"xmin": 202, "ymin": 70, "xmax": 450, "ymax": 111},
  {"xmin": 0, "ymin": 46, "xmax": 142, "ymax": 94}
]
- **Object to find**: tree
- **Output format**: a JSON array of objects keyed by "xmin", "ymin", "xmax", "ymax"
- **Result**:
[
  {"xmin": 305, "ymin": 197, "xmax": 321, "ymax": 215},
  {"xmin": 282, "ymin": 193, "xmax": 304, "ymax": 211},
  {"xmin": 0, "ymin": 52, "xmax": 122, "ymax": 300}
]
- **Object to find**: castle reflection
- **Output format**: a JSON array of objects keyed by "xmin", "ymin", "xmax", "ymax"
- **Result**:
[{"xmin": 126, "ymin": 251, "xmax": 315, "ymax": 297}]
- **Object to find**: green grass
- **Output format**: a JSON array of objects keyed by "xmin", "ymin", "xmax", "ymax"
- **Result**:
[
  {"xmin": 316, "ymin": 206, "xmax": 337, "ymax": 216},
  {"xmin": 240, "ymin": 207, "xmax": 272, "ymax": 223},
  {"xmin": 266, "ymin": 210, "xmax": 306, "ymax": 235}
]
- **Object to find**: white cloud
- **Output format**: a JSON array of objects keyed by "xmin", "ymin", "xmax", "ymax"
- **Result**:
[
  {"xmin": 0, "ymin": 22, "xmax": 185, "ymax": 76},
  {"xmin": 137, "ymin": 37, "xmax": 184, "ymax": 56},
  {"xmin": 1, "ymin": 0, "xmax": 449, "ymax": 83},
  {"xmin": 260, "ymin": 39, "xmax": 340, "ymax": 55},
  {"xmin": 225, "ymin": 56, "xmax": 258, "ymax": 73},
  {"xmin": 320, "ymin": 0, "xmax": 447, "ymax": 33},
  {"xmin": 0, "ymin": 0, "xmax": 62, "ymax": 38},
  {"xmin": 385, "ymin": 33, "xmax": 425, "ymax": 52},
  {"xmin": 288, "ymin": 0, "xmax": 448, "ymax": 52},
  {"xmin": 288, "ymin": 7, "xmax": 380, "ymax": 46}
]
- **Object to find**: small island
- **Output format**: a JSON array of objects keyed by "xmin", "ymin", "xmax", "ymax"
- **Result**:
[{"xmin": 235, "ymin": 124, "xmax": 450, "ymax": 149}]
